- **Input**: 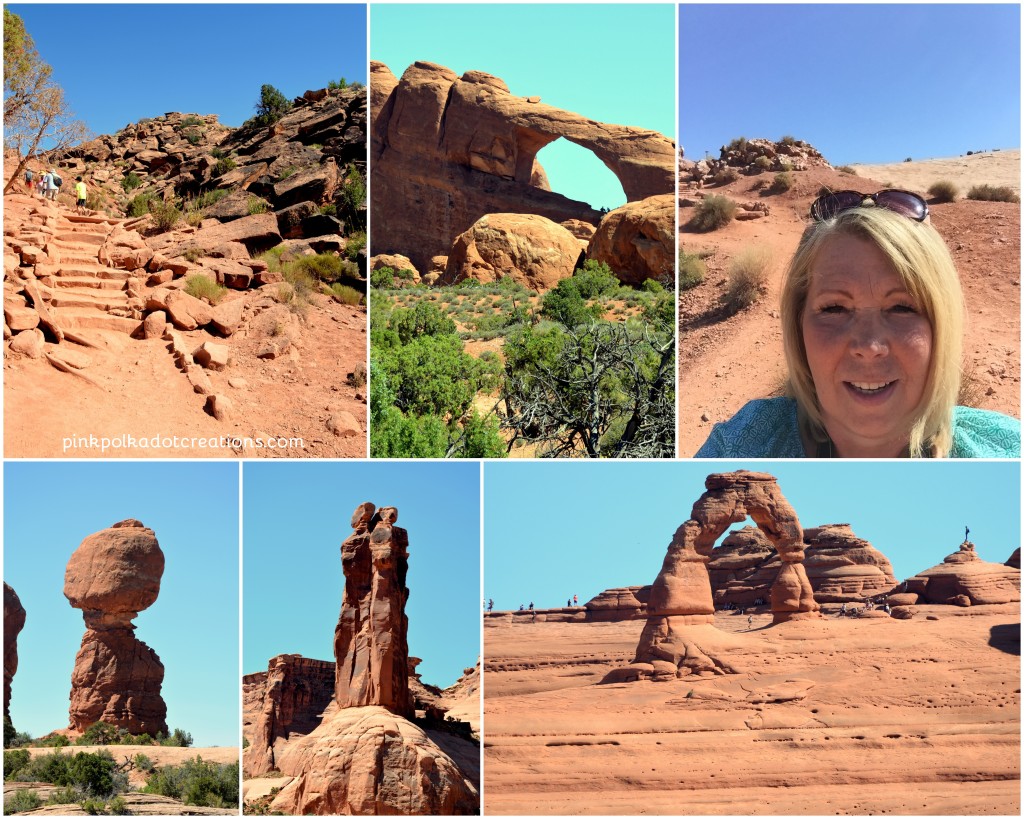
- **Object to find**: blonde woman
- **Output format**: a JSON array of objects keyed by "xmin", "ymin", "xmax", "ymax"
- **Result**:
[{"xmin": 696, "ymin": 190, "xmax": 1020, "ymax": 458}]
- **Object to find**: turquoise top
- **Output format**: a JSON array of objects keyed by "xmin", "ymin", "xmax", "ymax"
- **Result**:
[{"xmin": 695, "ymin": 397, "xmax": 1021, "ymax": 458}]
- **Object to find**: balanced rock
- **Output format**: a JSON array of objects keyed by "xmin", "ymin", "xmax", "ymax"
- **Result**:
[
  {"xmin": 442, "ymin": 213, "xmax": 583, "ymax": 291},
  {"xmin": 334, "ymin": 503, "xmax": 413, "ymax": 718},
  {"xmin": 63, "ymin": 519, "xmax": 167, "ymax": 735},
  {"xmin": 4, "ymin": 583, "xmax": 26, "ymax": 728},
  {"xmin": 371, "ymin": 60, "xmax": 675, "ymax": 275},
  {"xmin": 587, "ymin": 194, "xmax": 675, "ymax": 284},
  {"xmin": 904, "ymin": 540, "xmax": 1020, "ymax": 605}
]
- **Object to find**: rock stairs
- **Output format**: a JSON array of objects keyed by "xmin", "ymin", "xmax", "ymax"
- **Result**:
[{"xmin": 39, "ymin": 213, "xmax": 142, "ymax": 334}]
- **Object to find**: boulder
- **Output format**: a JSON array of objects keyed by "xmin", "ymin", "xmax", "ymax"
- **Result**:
[
  {"xmin": 326, "ymin": 411, "xmax": 361, "ymax": 438},
  {"xmin": 4, "ymin": 302, "xmax": 39, "ymax": 332},
  {"xmin": 275, "ymin": 202, "xmax": 319, "ymax": 239},
  {"xmin": 142, "ymin": 311, "xmax": 167, "ymax": 340},
  {"xmin": 583, "ymin": 586, "xmax": 648, "ymax": 622},
  {"xmin": 9, "ymin": 327, "xmax": 45, "ymax": 358},
  {"xmin": 165, "ymin": 289, "xmax": 214, "ymax": 330},
  {"xmin": 194, "ymin": 341, "xmax": 230, "ymax": 371},
  {"xmin": 205, "ymin": 393, "xmax": 233, "ymax": 421},
  {"xmin": 442, "ymin": 213, "xmax": 583, "ymax": 291},
  {"xmin": 904, "ymin": 540, "xmax": 1020, "ymax": 605},
  {"xmin": 587, "ymin": 194, "xmax": 675, "ymax": 285},
  {"xmin": 188, "ymin": 213, "xmax": 282, "ymax": 253},
  {"xmin": 210, "ymin": 298, "xmax": 244, "ymax": 336},
  {"xmin": 370, "ymin": 253, "xmax": 420, "ymax": 282}
]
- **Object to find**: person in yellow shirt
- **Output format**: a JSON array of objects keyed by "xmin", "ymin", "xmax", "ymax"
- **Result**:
[{"xmin": 75, "ymin": 176, "xmax": 87, "ymax": 214}]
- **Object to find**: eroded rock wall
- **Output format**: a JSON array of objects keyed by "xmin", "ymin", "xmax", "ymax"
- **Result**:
[{"xmin": 4, "ymin": 583, "xmax": 26, "ymax": 728}]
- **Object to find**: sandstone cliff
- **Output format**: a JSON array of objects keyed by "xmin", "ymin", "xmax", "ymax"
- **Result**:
[{"xmin": 4, "ymin": 582, "xmax": 26, "ymax": 731}]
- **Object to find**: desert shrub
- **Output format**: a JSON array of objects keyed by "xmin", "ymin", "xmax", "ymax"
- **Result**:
[
  {"xmin": 126, "ymin": 191, "xmax": 157, "ymax": 218},
  {"xmin": 319, "ymin": 203, "xmax": 337, "ymax": 216},
  {"xmin": 570, "ymin": 259, "xmax": 622, "ymax": 299},
  {"xmin": 678, "ymin": 251, "xmax": 706, "ymax": 291},
  {"xmin": 259, "ymin": 245, "xmax": 286, "ymax": 273},
  {"xmin": 4, "ymin": 718, "xmax": 31, "ymax": 748},
  {"xmin": 328, "ymin": 78, "xmax": 349, "ymax": 90},
  {"xmin": 143, "ymin": 757, "xmax": 238, "ymax": 808},
  {"xmin": 121, "ymin": 172, "xmax": 142, "ymax": 192},
  {"xmin": 148, "ymin": 198, "xmax": 181, "ymax": 232},
  {"xmin": 181, "ymin": 116, "xmax": 203, "ymax": 128},
  {"xmin": 287, "ymin": 254, "xmax": 350, "ymax": 284},
  {"xmin": 45, "ymin": 786, "xmax": 80, "ymax": 804},
  {"xmin": 345, "ymin": 231, "xmax": 366, "ymax": 261},
  {"xmin": 250, "ymin": 84, "xmax": 292, "ymax": 128},
  {"xmin": 927, "ymin": 180, "xmax": 958, "ymax": 203},
  {"xmin": 134, "ymin": 753, "xmax": 154, "ymax": 772},
  {"xmin": 328, "ymin": 283, "xmax": 363, "ymax": 305},
  {"xmin": 688, "ymin": 195, "xmax": 736, "ymax": 232},
  {"xmin": 541, "ymin": 283, "xmax": 601, "ymax": 327},
  {"xmin": 779, "ymin": 134, "xmax": 796, "ymax": 146},
  {"xmin": 247, "ymin": 196, "xmax": 269, "ymax": 215},
  {"xmin": 4, "ymin": 749, "xmax": 30, "ymax": 779},
  {"xmin": 712, "ymin": 167, "xmax": 738, "ymax": 185},
  {"xmin": 67, "ymin": 752, "xmax": 115, "ymax": 796},
  {"xmin": 79, "ymin": 797, "xmax": 106, "ymax": 814},
  {"xmin": 85, "ymin": 191, "xmax": 106, "ymax": 211},
  {"xmin": 281, "ymin": 265, "xmax": 317, "ymax": 305},
  {"xmin": 4, "ymin": 788, "xmax": 41, "ymax": 813},
  {"xmin": 778, "ymin": 160, "xmax": 793, "ymax": 172},
  {"xmin": 967, "ymin": 184, "xmax": 1020, "ymax": 203},
  {"xmin": 160, "ymin": 729, "xmax": 193, "ymax": 748},
  {"xmin": 769, "ymin": 172, "xmax": 794, "ymax": 193},
  {"xmin": 340, "ymin": 164, "xmax": 366, "ymax": 216},
  {"xmin": 183, "ymin": 275, "xmax": 226, "ymax": 304},
  {"xmin": 753, "ymin": 155, "xmax": 772, "ymax": 171},
  {"xmin": 835, "ymin": 165, "xmax": 857, "ymax": 175},
  {"xmin": 371, "ymin": 267, "xmax": 395, "ymax": 289},
  {"xmin": 79, "ymin": 722, "xmax": 121, "ymax": 746},
  {"xmin": 182, "ymin": 246, "xmax": 205, "ymax": 263},
  {"xmin": 725, "ymin": 136, "xmax": 748, "ymax": 153},
  {"xmin": 183, "ymin": 128, "xmax": 202, "ymax": 146},
  {"xmin": 213, "ymin": 156, "xmax": 236, "ymax": 177},
  {"xmin": 724, "ymin": 246, "xmax": 771, "ymax": 314},
  {"xmin": 108, "ymin": 795, "xmax": 130, "ymax": 815},
  {"xmin": 210, "ymin": 146, "xmax": 227, "ymax": 160}
]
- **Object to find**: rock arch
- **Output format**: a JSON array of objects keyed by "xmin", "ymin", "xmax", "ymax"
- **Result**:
[
  {"xmin": 370, "ymin": 60, "xmax": 675, "ymax": 275},
  {"xmin": 633, "ymin": 471, "xmax": 820, "ymax": 678}
]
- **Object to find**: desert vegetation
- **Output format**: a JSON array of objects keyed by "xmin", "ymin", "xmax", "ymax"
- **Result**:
[
  {"xmin": 371, "ymin": 261, "xmax": 675, "ymax": 457},
  {"xmin": 723, "ymin": 246, "xmax": 772, "ymax": 314},
  {"xmin": 967, "ymin": 184, "xmax": 1020, "ymax": 203},
  {"xmin": 927, "ymin": 180, "xmax": 958, "ymax": 203},
  {"xmin": 687, "ymin": 194, "xmax": 736, "ymax": 231}
]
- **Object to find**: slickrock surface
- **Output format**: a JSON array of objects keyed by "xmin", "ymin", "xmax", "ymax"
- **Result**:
[
  {"xmin": 483, "ymin": 610, "xmax": 1020, "ymax": 815},
  {"xmin": 371, "ymin": 60, "xmax": 674, "ymax": 277},
  {"xmin": 4, "ymin": 582, "xmax": 26, "ymax": 727},
  {"xmin": 63, "ymin": 519, "xmax": 167, "ymax": 735},
  {"xmin": 906, "ymin": 540, "xmax": 1021, "ymax": 605}
]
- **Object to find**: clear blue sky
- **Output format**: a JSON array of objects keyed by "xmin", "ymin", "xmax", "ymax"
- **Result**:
[
  {"xmin": 3, "ymin": 462, "xmax": 239, "ymax": 747},
  {"xmin": 680, "ymin": 4, "xmax": 1020, "ymax": 165},
  {"xmin": 372, "ymin": 4, "xmax": 676, "ymax": 211},
  {"xmin": 8, "ymin": 4, "xmax": 367, "ymax": 134},
  {"xmin": 484, "ymin": 461, "xmax": 1021, "ymax": 610},
  {"xmin": 243, "ymin": 462, "xmax": 480, "ymax": 689}
]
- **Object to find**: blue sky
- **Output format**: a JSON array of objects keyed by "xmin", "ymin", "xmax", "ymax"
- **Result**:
[
  {"xmin": 484, "ymin": 461, "xmax": 1021, "ymax": 610},
  {"xmin": 680, "ymin": 4, "xmax": 1020, "ymax": 165},
  {"xmin": 243, "ymin": 462, "xmax": 481, "ymax": 689},
  {"xmin": 7, "ymin": 4, "xmax": 367, "ymax": 134},
  {"xmin": 3, "ymin": 462, "xmax": 239, "ymax": 747},
  {"xmin": 372, "ymin": 4, "xmax": 676, "ymax": 211}
]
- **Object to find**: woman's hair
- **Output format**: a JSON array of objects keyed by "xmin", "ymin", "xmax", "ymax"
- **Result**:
[{"xmin": 780, "ymin": 205, "xmax": 964, "ymax": 457}]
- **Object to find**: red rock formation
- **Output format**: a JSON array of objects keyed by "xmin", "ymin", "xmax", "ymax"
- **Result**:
[
  {"xmin": 243, "ymin": 655, "xmax": 335, "ymax": 777},
  {"xmin": 1006, "ymin": 548, "xmax": 1020, "ymax": 569},
  {"xmin": 4, "ymin": 583, "xmax": 26, "ymax": 728},
  {"xmin": 586, "ymin": 194, "xmax": 675, "ymax": 284},
  {"xmin": 583, "ymin": 586, "xmax": 650, "ymax": 621},
  {"xmin": 333, "ymin": 503, "xmax": 413, "ymax": 719},
  {"xmin": 803, "ymin": 524, "xmax": 897, "ymax": 602},
  {"xmin": 633, "ymin": 472, "xmax": 820, "ymax": 678},
  {"xmin": 371, "ymin": 60, "xmax": 675, "ymax": 275},
  {"xmin": 63, "ymin": 519, "xmax": 167, "ymax": 736},
  {"xmin": 905, "ymin": 541, "xmax": 1021, "ymax": 606}
]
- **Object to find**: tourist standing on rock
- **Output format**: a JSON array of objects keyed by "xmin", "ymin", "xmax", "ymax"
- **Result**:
[
  {"xmin": 573, "ymin": 594, "xmax": 578, "ymax": 606},
  {"xmin": 695, "ymin": 192, "xmax": 1021, "ymax": 458},
  {"xmin": 488, "ymin": 598, "xmax": 494, "ymax": 612},
  {"xmin": 74, "ymin": 177, "xmax": 87, "ymax": 214}
]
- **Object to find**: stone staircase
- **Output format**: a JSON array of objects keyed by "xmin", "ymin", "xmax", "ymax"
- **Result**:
[{"xmin": 35, "ymin": 212, "xmax": 142, "ymax": 334}]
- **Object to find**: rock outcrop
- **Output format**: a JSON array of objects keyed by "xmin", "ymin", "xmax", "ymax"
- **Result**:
[
  {"xmin": 586, "ymin": 194, "xmax": 674, "ymax": 284},
  {"xmin": 371, "ymin": 60, "xmax": 674, "ymax": 276},
  {"xmin": 802, "ymin": 524, "xmax": 898, "ymax": 602},
  {"xmin": 1006, "ymin": 548, "xmax": 1020, "ymax": 569},
  {"xmin": 4, "ymin": 583, "xmax": 26, "ymax": 729},
  {"xmin": 243, "ymin": 655, "xmax": 335, "ymax": 777},
  {"xmin": 905, "ymin": 540, "xmax": 1021, "ymax": 606},
  {"xmin": 583, "ymin": 586, "xmax": 649, "ymax": 621},
  {"xmin": 334, "ymin": 502, "xmax": 413, "ymax": 718},
  {"xmin": 63, "ymin": 519, "xmax": 167, "ymax": 736},
  {"xmin": 630, "ymin": 472, "xmax": 819, "ymax": 678}
]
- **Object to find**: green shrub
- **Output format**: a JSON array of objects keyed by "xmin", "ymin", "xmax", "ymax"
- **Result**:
[
  {"xmin": 108, "ymin": 795, "xmax": 130, "ymax": 815},
  {"xmin": 278, "ymin": 165, "xmax": 297, "ymax": 180},
  {"xmin": 250, "ymin": 84, "xmax": 292, "ymax": 128},
  {"xmin": 287, "ymin": 254, "xmax": 347, "ymax": 283},
  {"xmin": 121, "ymin": 172, "xmax": 142, "ymax": 192},
  {"xmin": 210, "ymin": 147, "xmax": 227, "ymax": 160},
  {"xmin": 779, "ymin": 135, "xmax": 796, "ymax": 146},
  {"xmin": 769, "ymin": 172, "xmax": 794, "ymax": 193},
  {"xmin": 143, "ymin": 757, "xmax": 238, "ymax": 809},
  {"xmin": 712, "ymin": 167, "xmax": 739, "ymax": 185},
  {"xmin": 45, "ymin": 786, "xmax": 80, "ymax": 804},
  {"xmin": 678, "ymin": 252, "xmax": 706, "ymax": 290},
  {"xmin": 967, "ymin": 184, "xmax": 1020, "ymax": 203},
  {"xmin": 340, "ymin": 164, "xmax": 366, "ymax": 215},
  {"xmin": 195, "ymin": 188, "xmax": 229, "ymax": 208},
  {"xmin": 183, "ymin": 128, "xmax": 202, "ymax": 146},
  {"xmin": 725, "ymin": 136, "xmax": 748, "ymax": 153},
  {"xmin": 371, "ymin": 267, "xmax": 395, "ymax": 289},
  {"xmin": 259, "ymin": 246, "xmax": 286, "ymax": 273},
  {"xmin": 724, "ymin": 246, "xmax": 771, "ymax": 314},
  {"xmin": 688, "ymin": 195, "xmax": 736, "ymax": 232},
  {"xmin": 79, "ymin": 722, "xmax": 121, "ymax": 745},
  {"xmin": 182, "ymin": 246, "xmax": 205, "ymax": 263},
  {"xmin": 753, "ymin": 155, "xmax": 772, "ymax": 171},
  {"xmin": 148, "ymin": 198, "xmax": 181, "ymax": 232},
  {"xmin": 180, "ymin": 116, "xmax": 204, "ymax": 128},
  {"xmin": 214, "ymin": 156, "xmax": 236, "ymax": 177},
  {"xmin": 159, "ymin": 729, "xmax": 193, "ymax": 748},
  {"xmin": 328, "ymin": 283, "xmax": 363, "ymax": 305},
  {"xmin": 4, "ymin": 788, "xmax": 41, "ymax": 813},
  {"xmin": 68, "ymin": 752, "xmax": 115, "ymax": 796},
  {"xmin": 4, "ymin": 749, "xmax": 30, "ymax": 779},
  {"xmin": 134, "ymin": 753, "xmax": 154, "ymax": 772},
  {"xmin": 184, "ymin": 274, "xmax": 227, "ymax": 304},
  {"xmin": 126, "ymin": 191, "xmax": 157, "ymax": 218},
  {"xmin": 345, "ymin": 231, "xmax": 366, "ymax": 262},
  {"xmin": 79, "ymin": 797, "xmax": 106, "ymax": 814},
  {"xmin": 319, "ymin": 203, "xmax": 337, "ymax": 216},
  {"xmin": 927, "ymin": 180, "xmax": 958, "ymax": 203},
  {"xmin": 247, "ymin": 196, "xmax": 269, "ymax": 215},
  {"xmin": 327, "ymin": 78, "xmax": 349, "ymax": 90}
]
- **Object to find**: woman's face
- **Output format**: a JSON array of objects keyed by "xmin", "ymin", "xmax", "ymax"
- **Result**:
[{"xmin": 801, "ymin": 233, "xmax": 933, "ymax": 457}]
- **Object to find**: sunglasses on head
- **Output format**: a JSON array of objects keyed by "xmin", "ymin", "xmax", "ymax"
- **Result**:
[{"xmin": 809, "ymin": 189, "xmax": 929, "ymax": 222}]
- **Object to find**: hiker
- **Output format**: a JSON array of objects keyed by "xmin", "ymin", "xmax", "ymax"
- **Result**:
[
  {"xmin": 747, "ymin": 614, "xmax": 753, "ymax": 629},
  {"xmin": 840, "ymin": 602, "xmax": 847, "ymax": 617},
  {"xmin": 24, "ymin": 166, "xmax": 34, "ymax": 193},
  {"xmin": 75, "ymin": 176, "xmax": 88, "ymax": 214},
  {"xmin": 573, "ymin": 594, "xmax": 578, "ymax": 606},
  {"xmin": 44, "ymin": 169, "xmax": 58, "ymax": 201},
  {"xmin": 695, "ymin": 189, "xmax": 1020, "ymax": 458},
  {"xmin": 567, "ymin": 598, "xmax": 572, "ymax": 607},
  {"xmin": 518, "ymin": 604, "xmax": 524, "ymax": 611},
  {"xmin": 528, "ymin": 601, "xmax": 534, "ymax": 611},
  {"xmin": 487, "ymin": 598, "xmax": 494, "ymax": 612}
]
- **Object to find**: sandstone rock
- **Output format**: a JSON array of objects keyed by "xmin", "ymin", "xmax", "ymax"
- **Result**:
[
  {"xmin": 186, "ymin": 364, "xmax": 214, "ymax": 395},
  {"xmin": 99, "ymin": 226, "xmax": 153, "ymax": 271},
  {"xmin": 905, "ymin": 540, "xmax": 1020, "ymax": 605},
  {"xmin": 802, "ymin": 524, "xmax": 898, "ymax": 602},
  {"xmin": 276, "ymin": 202, "xmax": 320, "ymax": 239},
  {"xmin": 442, "ymin": 213, "xmax": 583, "ymax": 290},
  {"xmin": 371, "ymin": 60, "xmax": 674, "ymax": 275},
  {"xmin": 891, "ymin": 606, "xmax": 916, "ymax": 620},
  {"xmin": 205, "ymin": 258, "xmax": 253, "ymax": 290},
  {"xmin": 587, "ymin": 194, "xmax": 675, "ymax": 284},
  {"xmin": 1006, "ymin": 548, "xmax": 1020, "ymax": 569},
  {"xmin": 326, "ymin": 411, "xmax": 361, "ymax": 438},
  {"xmin": 194, "ymin": 341, "xmax": 231, "ymax": 371},
  {"xmin": 142, "ymin": 311, "xmax": 167, "ymax": 340},
  {"xmin": 561, "ymin": 219, "xmax": 597, "ymax": 241},
  {"xmin": 205, "ymin": 393, "xmax": 234, "ymax": 421},
  {"xmin": 583, "ymin": 586, "xmax": 649, "ymax": 621},
  {"xmin": 165, "ymin": 289, "xmax": 214, "ymax": 330},
  {"xmin": 4, "ymin": 302, "xmax": 39, "ymax": 332},
  {"xmin": 370, "ymin": 253, "xmax": 420, "ymax": 281},
  {"xmin": 188, "ymin": 213, "xmax": 281, "ymax": 254},
  {"xmin": 4, "ymin": 583, "xmax": 26, "ymax": 727},
  {"xmin": 334, "ymin": 503, "xmax": 413, "ymax": 717},
  {"xmin": 64, "ymin": 519, "xmax": 167, "ymax": 735},
  {"xmin": 210, "ymin": 299, "xmax": 244, "ymax": 336},
  {"xmin": 9, "ymin": 327, "xmax": 45, "ymax": 358},
  {"xmin": 885, "ymin": 593, "xmax": 919, "ymax": 607}
]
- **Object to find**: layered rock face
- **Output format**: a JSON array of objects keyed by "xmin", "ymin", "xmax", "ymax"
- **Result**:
[
  {"xmin": 584, "ymin": 586, "xmax": 650, "ymax": 621},
  {"xmin": 905, "ymin": 541, "xmax": 1021, "ymax": 606},
  {"xmin": 586, "ymin": 194, "xmax": 675, "ymax": 284},
  {"xmin": 633, "ymin": 472, "xmax": 819, "ymax": 677},
  {"xmin": 243, "ymin": 655, "xmax": 335, "ymax": 777},
  {"xmin": 371, "ymin": 60, "xmax": 675, "ymax": 276},
  {"xmin": 803, "ymin": 525, "xmax": 897, "ymax": 602},
  {"xmin": 4, "ymin": 583, "xmax": 26, "ymax": 728},
  {"xmin": 63, "ymin": 519, "xmax": 167, "ymax": 735},
  {"xmin": 334, "ymin": 503, "xmax": 413, "ymax": 718}
]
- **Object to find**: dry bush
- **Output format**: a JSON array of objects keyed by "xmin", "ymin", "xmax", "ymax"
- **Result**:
[
  {"xmin": 769, "ymin": 172, "xmax": 794, "ymax": 194},
  {"xmin": 712, "ymin": 167, "xmax": 739, "ymax": 185},
  {"xmin": 967, "ymin": 184, "xmax": 1020, "ymax": 203},
  {"xmin": 688, "ymin": 195, "xmax": 736, "ymax": 232},
  {"xmin": 183, "ymin": 274, "xmax": 226, "ymax": 305},
  {"xmin": 927, "ymin": 180, "xmax": 958, "ymax": 203},
  {"xmin": 678, "ymin": 251, "xmax": 706, "ymax": 291},
  {"xmin": 723, "ymin": 246, "xmax": 772, "ymax": 314}
]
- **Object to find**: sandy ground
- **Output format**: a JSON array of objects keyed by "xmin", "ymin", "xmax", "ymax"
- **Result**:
[
  {"xmin": 679, "ymin": 151, "xmax": 1020, "ymax": 455},
  {"xmin": 483, "ymin": 609, "xmax": 1019, "ymax": 815}
]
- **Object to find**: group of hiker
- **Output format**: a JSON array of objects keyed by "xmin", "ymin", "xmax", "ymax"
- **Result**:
[
  {"xmin": 484, "ymin": 594, "xmax": 579, "ymax": 613},
  {"xmin": 23, "ymin": 165, "xmax": 89, "ymax": 214}
]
